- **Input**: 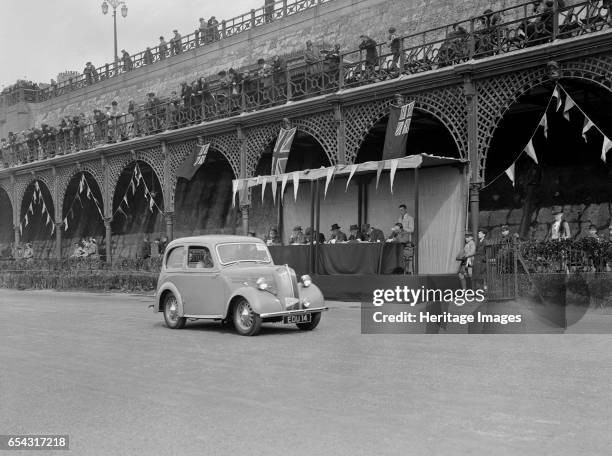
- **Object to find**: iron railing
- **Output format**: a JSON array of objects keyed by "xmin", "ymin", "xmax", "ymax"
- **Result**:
[{"xmin": 1, "ymin": 0, "xmax": 611, "ymax": 166}]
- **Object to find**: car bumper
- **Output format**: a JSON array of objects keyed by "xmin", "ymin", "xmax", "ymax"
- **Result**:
[{"xmin": 259, "ymin": 306, "xmax": 328, "ymax": 319}]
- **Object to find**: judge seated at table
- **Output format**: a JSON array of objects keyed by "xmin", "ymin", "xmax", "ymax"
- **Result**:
[
  {"xmin": 347, "ymin": 224, "xmax": 365, "ymax": 242},
  {"xmin": 362, "ymin": 223, "xmax": 385, "ymax": 243},
  {"xmin": 289, "ymin": 226, "xmax": 306, "ymax": 245},
  {"xmin": 328, "ymin": 223, "xmax": 347, "ymax": 244},
  {"xmin": 387, "ymin": 223, "xmax": 411, "ymax": 243},
  {"xmin": 264, "ymin": 228, "xmax": 282, "ymax": 246},
  {"xmin": 305, "ymin": 227, "xmax": 325, "ymax": 244}
]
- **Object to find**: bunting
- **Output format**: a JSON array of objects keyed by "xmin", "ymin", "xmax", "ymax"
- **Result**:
[
  {"xmin": 324, "ymin": 167, "xmax": 334, "ymax": 198},
  {"xmin": 345, "ymin": 164, "xmax": 358, "ymax": 191},
  {"xmin": 292, "ymin": 172, "xmax": 300, "ymax": 201},
  {"xmin": 389, "ymin": 159, "xmax": 399, "ymax": 194},
  {"xmin": 505, "ymin": 164, "xmax": 515, "ymax": 187},
  {"xmin": 552, "ymin": 86, "xmax": 562, "ymax": 111},
  {"xmin": 602, "ymin": 137, "xmax": 612, "ymax": 163},
  {"xmin": 260, "ymin": 176, "xmax": 268, "ymax": 204},
  {"xmin": 280, "ymin": 174, "xmax": 289, "ymax": 202},
  {"xmin": 524, "ymin": 140, "xmax": 538, "ymax": 165},
  {"xmin": 582, "ymin": 118, "xmax": 594, "ymax": 142},
  {"xmin": 270, "ymin": 177, "xmax": 278, "ymax": 205},
  {"xmin": 563, "ymin": 94, "xmax": 575, "ymax": 121},
  {"xmin": 539, "ymin": 114, "xmax": 548, "ymax": 139},
  {"xmin": 375, "ymin": 161, "xmax": 385, "ymax": 189},
  {"xmin": 231, "ymin": 180, "xmax": 239, "ymax": 208}
]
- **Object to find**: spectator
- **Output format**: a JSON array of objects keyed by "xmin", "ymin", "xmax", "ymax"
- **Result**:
[
  {"xmin": 159, "ymin": 36, "xmax": 168, "ymax": 60},
  {"xmin": 143, "ymin": 47, "xmax": 154, "ymax": 65},
  {"xmin": 362, "ymin": 223, "xmax": 385, "ymax": 243},
  {"xmin": 87, "ymin": 238, "xmax": 99, "ymax": 258},
  {"xmin": 586, "ymin": 224, "xmax": 601, "ymax": 240},
  {"xmin": 550, "ymin": 207, "xmax": 571, "ymax": 240},
  {"xmin": 328, "ymin": 223, "xmax": 347, "ymax": 243},
  {"xmin": 387, "ymin": 222, "xmax": 411, "ymax": 243},
  {"xmin": 121, "ymin": 50, "xmax": 133, "ymax": 71},
  {"xmin": 128, "ymin": 100, "xmax": 143, "ymax": 137},
  {"xmin": 171, "ymin": 30, "xmax": 183, "ymax": 55},
  {"xmin": 83, "ymin": 62, "xmax": 99, "ymax": 85},
  {"xmin": 387, "ymin": 27, "xmax": 401, "ymax": 72},
  {"xmin": 158, "ymin": 236, "xmax": 168, "ymax": 255},
  {"xmin": 458, "ymin": 232, "xmax": 476, "ymax": 289},
  {"xmin": 207, "ymin": 16, "xmax": 220, "ymax": 42},
  {"xmin": 472, "ymin": 229, "xmax": 488, "ymax": 290},
  {"xmin": 22, "ymin": 242, "xmax": 34, "ymax": 262},
  {"xmin": 321, "ymin": 44, "xmax": 341, "ymax": 78},
  {"xmin": 289, "ymin": 226, "xmax": 306, "ymax": 244},
  {"xmin": 499, "ymin": 224, "xmax": 512, "ymax": 243},
  {"xmin": 303, "ymin": 40, "xmax": 321, "ymax": 89},
  {"xmin": 265, "ymin": 0, "xmax": 276, "ymax": 22},
  {"xmin": 348, "ymin": 224, "xmax": 365, "ymax": 242},
  {"xmin": 397, "ymin": 204, "xmax": 414, "ymax": 241},
  {"xmin": 199, "ymin": 18, "xmax": 208, "ymax": 44},
  {"xmin": 70, "ymin": 241, "xmax": 85, "ymax": 258},
  {"xmin": 271, "ymin": 55, "xmax": 286, "ymax": 88},
  {"xmin": 305, "ymin": 227, "xmax": 325, "ymax": 244},
  {"xmin": 359, "ymin": 34, "xmax": 378, "ymax": 78},
  {"xmin": 264, "ymin": 228, "xmax": 282, "ymax": 246}
]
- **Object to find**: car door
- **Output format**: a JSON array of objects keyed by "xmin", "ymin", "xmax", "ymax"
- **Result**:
[
  {"xmin": 163, "ymin": 244, "xmax": 186, "ymax": 295},
  {"xmin": 181, "ymin": 244, "xmax": 225, "ymax": 317}
]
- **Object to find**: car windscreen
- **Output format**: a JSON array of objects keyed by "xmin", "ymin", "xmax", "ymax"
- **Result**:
[{"xmin": 216, "ymin": 243, "xmax": 271, "ymax": 265}]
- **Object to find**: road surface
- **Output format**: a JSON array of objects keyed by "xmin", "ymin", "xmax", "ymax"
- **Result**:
[{"xmin": 1, "ymin": 289, "xmax": 611, "ymax": 455}]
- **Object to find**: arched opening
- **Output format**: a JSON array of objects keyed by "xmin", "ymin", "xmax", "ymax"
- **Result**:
[
  {"xmin": 481, "ymin": 80, "xmax": 612, "ymax": 240},
  {"xmin": 355, "ymin": 109, "xmax": 460, "ymax": 163},
  {"xmin": 61, "ymin": 172, "xmax": 105, "ymax": 257},
  {"xmin": 0, "ymin": 187, "xmax": 13, "ymax": 258},
  {"xmin": 174, "ymin": 149, "xmax": 240, "ymax": 237},
  {"xmin": 19, "ymin": 180, "xmax": 55, "ymax": 258},
  {"xmin": 250, "ymin": 131, "xmax": 331, "ymax": 242},
  {"xmin": 111, "ymin": 161, "xmax": 164, "ymax": 258}
]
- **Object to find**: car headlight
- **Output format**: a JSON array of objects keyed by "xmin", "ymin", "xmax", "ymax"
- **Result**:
[
  {"xmin": 256, "ymin": 277, "xmax": 268, "ymax": 290},
  {"xmin": 301, "ymin": 274, "xmax": 312, "ymax": 287},
  {"xmin": 302, "ymin": 298, "xmax": 311, "ymax": 308}
]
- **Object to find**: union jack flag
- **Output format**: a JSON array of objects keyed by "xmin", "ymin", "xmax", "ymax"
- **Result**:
[{"xmin": 271, "ymin": 127, "xmax": 297, "ymax": 175}]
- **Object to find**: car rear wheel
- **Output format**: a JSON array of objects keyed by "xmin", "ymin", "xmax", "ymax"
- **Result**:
[
  {"xmin": 296, "ymin": 312, "xmax": 321, "ymax": 331},
  {"xmin": 163, "ymin": 293, "xmax": 186, "ymax": 329},
  {"xmin": 233, "ymin": 298, "xmax": 261, "ymax": 336}
]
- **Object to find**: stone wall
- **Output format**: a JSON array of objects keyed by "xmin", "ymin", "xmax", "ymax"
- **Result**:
[{"xmin": 22, "ymin": 0, "xmax": 529, "ymax": 129}]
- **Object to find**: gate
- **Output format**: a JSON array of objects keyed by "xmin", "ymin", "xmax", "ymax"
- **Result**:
[{"xmin": 485, "ymin": 240, "xmax": 518, "ymax": 300}]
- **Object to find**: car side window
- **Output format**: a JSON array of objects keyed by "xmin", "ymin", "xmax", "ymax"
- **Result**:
[
  {"xmin": 166, "ymin": 246, "xmax": 185, "ymax": 269},
  {"xmin": 187, "ymin": 246, "xmax": 214, "ymax": 269}
]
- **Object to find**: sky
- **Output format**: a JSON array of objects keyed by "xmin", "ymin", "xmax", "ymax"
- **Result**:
[{"xmin": 0, "ymin": 0, "xmax": 261, "ymax": 88}]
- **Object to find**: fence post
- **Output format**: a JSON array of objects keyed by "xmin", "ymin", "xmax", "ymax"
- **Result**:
[
  {"xmin": 338, "ymin": 54, "xmax": 344, "ymax": 90},
  {"xmin": 513, "ymin": 242, "xmax": 519, "ymax": 298},
  {"xmin": 222, "ymin": 20, "xmax": 227, "ymax": 38},
  {"xmin": 251, "ymin": 9, "xmax": 256, "ymax": 28},
  {"xmin": 468, "ymin": 18, "xmax": 476, "ymax": 59},
  {"xmin": 283, "ymin": 0, "xmax": 288, "ymax": 17}
]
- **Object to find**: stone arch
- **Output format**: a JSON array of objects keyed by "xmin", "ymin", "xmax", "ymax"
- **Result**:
[
  {"xmin": 343, "ymin": 85, "xmax": 468, "ymax": 164},
  {"xmin": 56, "ymin": 162, "xmax": 104, "ymax": 217},
  {"xmin": 17, "ymin": 178, "xmax": 56, "ymax": 243},
  {"xmin": 167, "ymin": 133, "xmax": 241, "ymax": 211},
  {"xmin": 246, "ymin": 116, "xmax": 338, "ymax": 178},
  {"xmin": 107, "ymin": 147, "xmax": 165, "ymax": 213},
  {"xmin": 476, "ymin": 55, "xmax": 612, "ymax": 181},
  {"xmin": 0, "ymin": 183, "xmax": 14, "ymax": 244},
  {"xmin": 15, "ymin": 171, "xmax": 55, "ymax": 223},
  {"xmin": 0, "ymin": 181, "xmax": 14, "ymax": 216}
]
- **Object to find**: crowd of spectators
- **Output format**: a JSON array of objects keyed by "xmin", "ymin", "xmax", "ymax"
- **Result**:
[{"xmin": 2, "ymin": 0, "xmax": 611, "ymax": 167}]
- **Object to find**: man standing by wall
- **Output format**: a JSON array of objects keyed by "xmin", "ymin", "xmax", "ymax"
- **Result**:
[{"xmin": 398, "ymin": 204, "xmax": 414, "ymax": 241}]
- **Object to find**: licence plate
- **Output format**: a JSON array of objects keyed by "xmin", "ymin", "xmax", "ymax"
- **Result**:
[{"xmin": 283, "ymin": 313, "xmax": 312, "ymax": 324}]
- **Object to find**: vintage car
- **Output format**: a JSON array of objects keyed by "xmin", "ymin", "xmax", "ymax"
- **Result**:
[{"xmin": 153, "ymin": 235, "xmax": 328, "ymax": 336}]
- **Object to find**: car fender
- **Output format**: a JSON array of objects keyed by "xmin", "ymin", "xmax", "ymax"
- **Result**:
[
  {"xmin": 297, "ymin": 283, "xmax": 325, "ymax": 308},
  {"xmin": 226, "ymin": 287, "xmax": 283, "ymax": 318},
  {"xmin": 155, "ymin": 282, "xmax": 185, "ymax": 315}
]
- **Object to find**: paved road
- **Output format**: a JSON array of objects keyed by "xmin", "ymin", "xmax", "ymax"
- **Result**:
[{"xmin": 1, "ymin": 289, "xmax": 611, "ymax": 456}]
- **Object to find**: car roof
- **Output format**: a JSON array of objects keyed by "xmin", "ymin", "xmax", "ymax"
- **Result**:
[{"xmin": 167, "ymin": 235, "xmax": 264, "ymax": 248}]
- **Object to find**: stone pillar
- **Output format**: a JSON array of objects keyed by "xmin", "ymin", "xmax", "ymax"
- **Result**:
[
  {"xmin": 55, "ymin": 222, "xmax": 62, "ymax": 259},
  {"xmin": 14, "ymin": 225, "xmax": 20, "ymax": 246},
  {"xmin": 469, "ymin": 183, "xmax": 481, "ymax": 239},
  {"xmin": 165, "ymin": 211, "xmax": 174, "ymax": 241},
  {"xmin": 237, "ymin": 125, "xmax": 250, "ymax": 235},
  {"xmin": 240, "ymin": 205, "xmax": 249, "ymax": 236},
  {"xmin": 104, "ymin": 217, "xmax": 112, "ymax": 263},
  {"xmin": 463, "ymin": 73, "xmax": 482, "ymax": 236}
]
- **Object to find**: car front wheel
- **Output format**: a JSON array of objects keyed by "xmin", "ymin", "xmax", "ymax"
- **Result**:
[
  {"xmin": 233, "ymin": 298, "xmax": 262, "ymax": 336},
  {"xmin": 163, "ymin": 292, "xmax": 186, "ymax": 329},
  {"xmin": 296, "ymin": 312, "xmax": 322, "ymax": 331}
]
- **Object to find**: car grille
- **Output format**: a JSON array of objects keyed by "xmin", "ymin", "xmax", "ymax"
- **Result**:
[{"xmin": 276, "ymin": 266, "xmax": 298, "ymax": 298}]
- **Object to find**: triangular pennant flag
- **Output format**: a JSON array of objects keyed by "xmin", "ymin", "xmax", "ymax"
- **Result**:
[
  {"xmin": 260, "ymin": 176, "xmax": 268, "ymax": 204},
  {"xmin": 116, "ymin": 206, "xmax": 127, "ymax": 218},
  {"xmin": 563, "ymin": 95, "xmax": 575, "ymax": 121},
  {"xmin": 231, "ymin": 180, "xmax": 239, "ymax": 208},
  {"xmin": 505, "ymin": 163, "xmax": 515, "ymax": 187},
  {"xmin": 130, "ymin": 178, "xmax": 136, "ymax": 195},
  {"xmin": 552, "ymin": 86, "xmax": 562, "ymax": 111},
  {"xmin": 524, "ymin": 139, "xmax": 538, "ymax": 164},
  {"xmin": 345, "ymin": 164, "xmax": 358, "ymax": 191},
  {"xmin": 41, "ymin": 201, "xmax": 46, "ymax": 213},
  {"xmin": 34, "ymin": 181, "xmax": 40, "ymax": 191},
  {"xmin": 539, "ymin": 113, "xmax": 548, "ymax": 139},
  {"xmin": 63, "ymin": 217, "xmax": 68, "ymax": 231},
  {"xmin": 292, "ymin": 172, "xmax": 300, "ymax": 201},
  {"xmin": 86, "ymin": 186, "xmax": 92, "ymax": 200},
  {"xmin": 33, "ymin": 190, "xmax": 38, "ymax": 203},
  {"xmin": 582, "ymin": 118, "xmax": 594, "ymax": 142},
  {"xmin": 601, "ymin": 136, "xmax": 612, "ymax": 163},
  {"xmin": 123, "ymin": 195, "xmax": 129, "ymax": 207},
  {"xmin": 19, "ymin": 223, "xmax": 22, "ymax": 236},
  {"xmin": 149, "ymin": 195, "xmax": 155, "ymax": 212},
  {"xmin": 24, "ymin": 213, "xmax": 29, "ymax": 227},
  {"xmin": 76, "ymin": 194, "xmax": 83, "ymax": 208},
  {"xmin": 267, "ymin": 177, "xmax": 276, "ymax": 205},
  {"xmin": 28, "ymin": 202, "xmax": 33, "ymax": 214},
  {"xmin": 389, "ymin": 159, "xmax": 399, "ymax": 194},
  {"xmin": 79, "ymin": 175, "xmax": 85, "ymax": 194},
  {"xmin": 50, "ymin": 223, "xmax": 55, "ymax": 236},
  {"xmin": 375, "ymin": 161, "xmax": 385, "ymax": 189},
  {"xmin": 324, "ymin": 167, "xmax": 334, "ymax": 198},
  {"xmin": 280, "ymin": 174, "xmax": 289, "ymax": 203},
  {"xmin": 46, "ymin": 213, "xmax": 51, "ymax": 226}
]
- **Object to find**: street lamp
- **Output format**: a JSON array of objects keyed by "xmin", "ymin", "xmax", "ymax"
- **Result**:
[{"xmin": 101, "ymin": 0, "xmax": 128, "ymax": 67}]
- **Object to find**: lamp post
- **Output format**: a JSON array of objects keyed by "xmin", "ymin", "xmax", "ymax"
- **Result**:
[{"xmin": 101, "ymin": 0, "xmax": 128, "ymax": 67}]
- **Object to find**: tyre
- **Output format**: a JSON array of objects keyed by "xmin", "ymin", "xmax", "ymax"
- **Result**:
[
  {"xmin": 296, "ymin": 312, "xmax": 321, "ymax": 331},
  {"xmin": 233, "ymin": 298, "xmax": 262, "ymax": 336},
  {"xmin": 163, "ymin": 292, "xmax": 186, "ymax": 329}
]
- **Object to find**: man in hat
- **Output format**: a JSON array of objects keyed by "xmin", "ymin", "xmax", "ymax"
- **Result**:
[
  {"xmin": 472, "ymin": 228, "xmax": 489, "ymax": 290},
  {"xmin": 550, "ymin": 207, "xmax": 571, "ymax": 240},
  {"xmin": 159, "ymin": 36, "xmax": 168, "ymax": 60},
  {"xmin": 397, "ymin": 204, "xmax": 414, "ymax": 242},
  {"xmin": 348, "ymin": 224, "xmax": 365, "ymax": 242},
  {"xmin": 198, "ymin": 18, "xmax": 208, "ymax": 44},
  {"xmin": 304, "ymin": 227, "xmax": 325, "ymax": 244},
  {"xmin": 358, "ymin": 34, "xmax": 378, "ymax": 79},
  {"xmin": 143, "ymin": 47, "xmax": 154, "ymax": 65},
  {"xmin": 264, "ymin": 228, "xmax": 282, "ymax": 246},
  {"xmin": 362, "ymin": 223, "xmax": 385, "ymax": 243},
  {"xmin": 22, "ymin": 242, "xmax": 34, "ymax": 262},
  {"xmin": 121, "ymin": 50, "xmax": 133, "ymax": 71},
  {"xmin": 387, "ymin": 27, "xmax": 401, "ymax": 71},
  {"xmin": 87, "ymin": 237, "xmax": 99, "ymax": 259},
  {"xmin": 171, "ymin": 30, "xmax": 182, "ymax": 55},
  {"xmin": 498, "ymin": 224, "xmax": 513, "ymax": 244},
  {"xmin": 207, "ymin": 16, "xmax": 220, "ymax": 42},
  {"xmin": 83, "ymin": 62, "xmax": 99, "ymax": 85},
  {"xmin": 289, "ymin": 226, "xmax": 306, "ymax": 245},
  {"xmin": 458, "ymin": 232, "xmax": 476, "ymax": 289},
  {"xmin": 328, "ymin": 223, "xmax": 347, "ymax": 243}
]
